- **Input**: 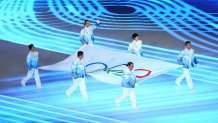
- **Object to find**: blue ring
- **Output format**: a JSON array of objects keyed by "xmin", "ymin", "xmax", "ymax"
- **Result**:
[{"xmin": 85, "ymin": 62, "xmax": 108, "ymax": 71}]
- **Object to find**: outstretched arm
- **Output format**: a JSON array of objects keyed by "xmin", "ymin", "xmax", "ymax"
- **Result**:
[
  {"xmin": 92, "ymin": 20, "xmax": 101, "ymax": 30},
  {"xmin": 26, "ymin": 54, "xmax": 32, "ymax": 70}
]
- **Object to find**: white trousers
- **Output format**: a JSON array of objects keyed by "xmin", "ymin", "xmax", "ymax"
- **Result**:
[
  {"xmin": 88, "ymin": 40, "xmax": 93, "ymax": 46},
  {"xmin": 116, "ymin": 88, "xmax": 137, "ymax": 108},
  {"xmin": 176, "ymin": 68, "xmax": 193, "ymax": 89},
  {"xmin": 21, "ymin": 69, "xmax": 42, "ymax": 88},
  {"xmin": 66, "ymin": 78, "xmax": 88, "ymax": 100}
]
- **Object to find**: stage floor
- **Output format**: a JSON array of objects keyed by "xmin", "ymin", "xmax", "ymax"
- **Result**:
[{"xmin": 1, "ymin": 72, "xmax": 218, "ymax": 123}]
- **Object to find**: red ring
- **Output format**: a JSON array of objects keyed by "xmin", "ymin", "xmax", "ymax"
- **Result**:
[{"xmin": 134, "ymin": 69, "xmax": 152, "ymax": 78}]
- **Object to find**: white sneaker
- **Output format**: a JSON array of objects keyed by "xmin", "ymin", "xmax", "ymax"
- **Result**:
[
  {"xmin": 133, "ymin": 106, "xmax": 138, "ymax": 110},
  {"xmin": 83, "ymin": 97, "xmax": 89, "ymax": 102},
  {"xmin": 65, "ymin": 91, "xmax": 71, "ymax": 98},
  {"xmin": 37, "ymin": 87, "xmax": 43, "ymax": 90},
  {"xmin": 115, "ymin": 98, "xmax": 120, "ymax": 107},
  {"xmin": 21, "ymin": 82, "xmax": 26, "ymax": 87},
  {"xmin": 189, "ymin": 86, "xmax": 195, "ymax": 90},
  {"xmin": 175, "ymin": 80, "xmax": 181, "ymax": 86}
]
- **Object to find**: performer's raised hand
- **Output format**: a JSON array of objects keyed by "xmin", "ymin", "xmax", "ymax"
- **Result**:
[
  {"xmin": 135, "ymin": 83, "xmax": 139, "ymax": 87},
  {"xmin": 96, "ymin": 19, "xmax": 100, "ymax": 24}
]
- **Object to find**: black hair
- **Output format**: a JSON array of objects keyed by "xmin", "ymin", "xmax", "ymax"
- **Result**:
[
  {"xmin": 84, "ymin": 20, "xmax": 89, "ymax": 26},
  {"xmin": 77, "ymin": 51, "xmax": 84, "ymax": 57},
  {"xmin": 126, "ymin": 62, "xmax": 134, "ymax": 66},
  {"xmin": 132, "ymin": 33, "xmax": 139, "ymax": 39},
  {"xmin": 185, "ymin": 41, "xmax": 191, "ymax": 46},
  {"xmin": 28, "ymin": 44, "xmax": 34, "ymax": 50}
]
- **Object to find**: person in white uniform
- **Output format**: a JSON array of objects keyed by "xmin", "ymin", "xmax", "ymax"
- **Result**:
[
  {"xmin": 175, "ymin": 41, "xmax": 199, "ymax": 90},
  {"xmin": 128, "ymin": 33, "xmax": 142, "ymax": 56},
  {"xmin": 115, "ymin": 62, "xmax": 138, "ymax": 110},
  {"xmin": 21, "ymin": 44, "xmax": 43, "ymax": 89},
  {"xmin": 65, "ymin": 51, "xmax": 88, "ymax": 101},
  {"xmin": 80, "ymin": 20, "xmax": 100, "ymax": 46}
]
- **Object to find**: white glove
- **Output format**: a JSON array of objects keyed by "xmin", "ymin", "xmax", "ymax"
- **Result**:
[
  {"xmin": 96, "ymin": 19, "xmax": 100, "ymax": 24},
  {"xmin": 135, "ymin": 83, "xmax": 139, "ymax": 87}
]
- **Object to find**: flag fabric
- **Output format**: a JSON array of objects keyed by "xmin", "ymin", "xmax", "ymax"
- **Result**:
[{"xmin": 40, "ymin": 45, "xmax": 181, "ymax": 85}]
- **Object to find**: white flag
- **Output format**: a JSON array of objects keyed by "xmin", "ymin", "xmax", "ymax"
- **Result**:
[{"xmin": 40, "ymin": 45, "xmax": 181, "ymax": 85}]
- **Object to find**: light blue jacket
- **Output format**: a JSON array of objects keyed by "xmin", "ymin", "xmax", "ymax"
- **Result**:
[
  {"xmin": 128, "ymin": 40, "xmax": 142, "ymax": 56},
  {"xmin": 72, "ymin": 58, "xmax": 86, "ymax": 79},
  {"xmin": 121, "ymin": 67, "xmax": 137, "ymax": 88},
  {"xmin": 80, "ymin": 22, "xmax": 100, "ymax": 45},
  {"xmin": 178, "ymin": 48, "xmax": 198, "ymax": 69},
  {"xmin": 27, "ymin": 51, "xmax": 40, "ymax": 70}
]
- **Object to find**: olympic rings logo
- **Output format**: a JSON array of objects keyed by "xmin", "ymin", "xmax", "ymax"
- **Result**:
[{"xmin": 86, "ymin": 62, "xmax": 151, "ymax": 78}]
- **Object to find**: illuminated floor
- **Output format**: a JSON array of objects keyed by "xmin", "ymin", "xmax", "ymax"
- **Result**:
[
  {"xmin": 0, "ymin": 0, "xmax": 218, "ymax": 122},
  {"xmin": 1, "ymin": 69, "xmax": 218, "ymax": 123}
]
